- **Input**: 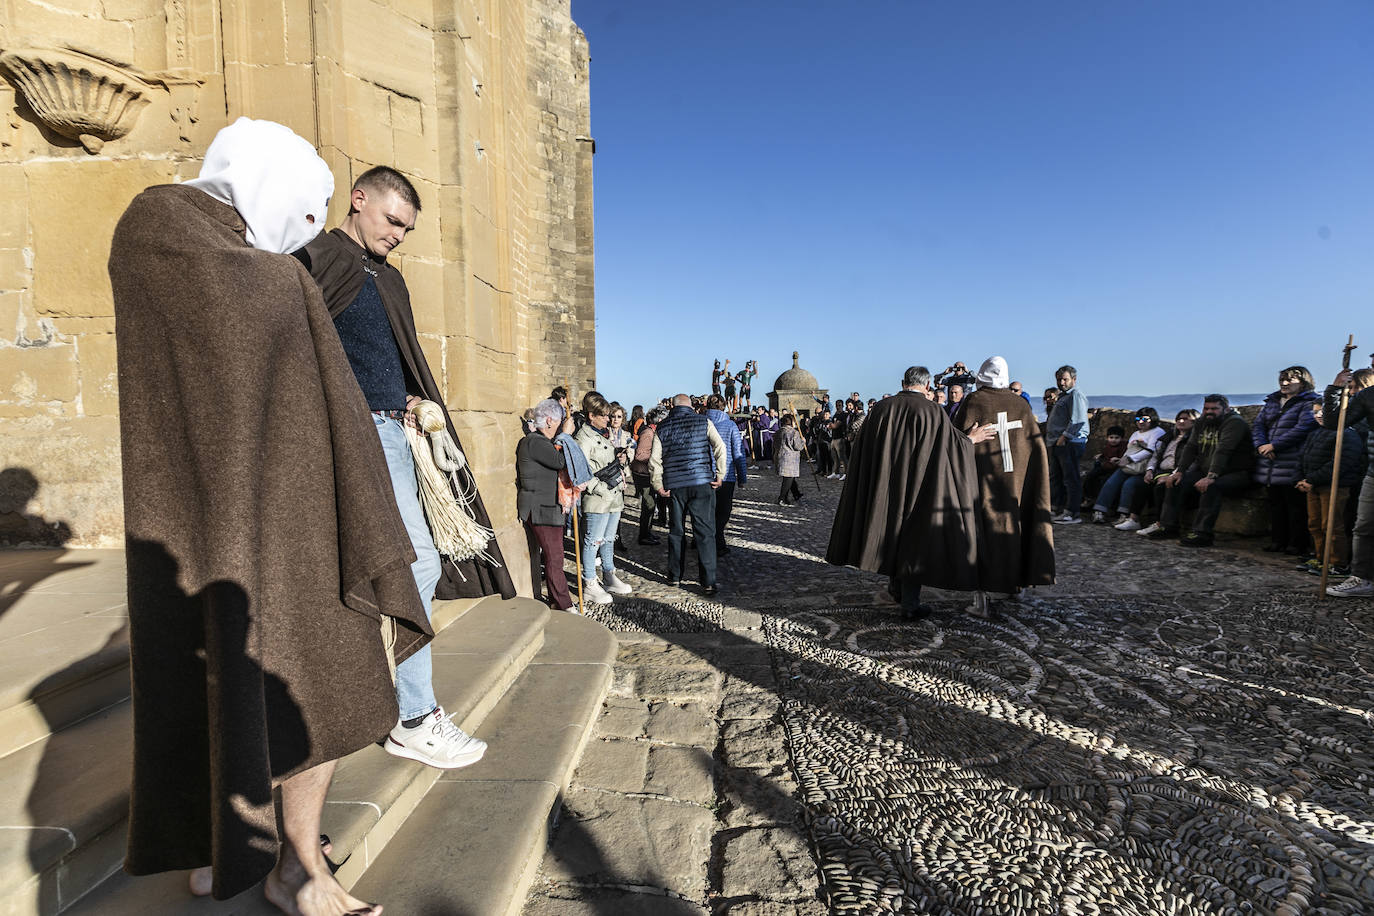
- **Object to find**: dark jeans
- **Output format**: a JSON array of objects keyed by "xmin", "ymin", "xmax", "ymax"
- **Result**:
[
  {"xmin": 1161, "ymin": 469, "xmax": 1250, "ymax": 535},
  {"xmin": 524, "ymin": 519, "xmax": 571, "ymax": 610},
  {"xmin": 633, "ymin": 473, "xmax": 659, "ymax": 538},
  {"xmin": 714, "ymin": 480, "xmax": 737, "ymax": 551},
  {"xmin": 668, "ymin": 483, "xmax": 718, "ymax": 586},
  {"xmin": 1051, "ymin": 442, "xmax": 1085, "ymax": 518},
  {"xmin": 1264, "ymin": 483, "xmax": 1309, "ymax": 552},
  {"xmin": 779, "ymin": 477, "xmax": 801, "ymax": 504},
  {"xmin": 815, "ymin": 441, "xmax": 833, "ymax": 476}
]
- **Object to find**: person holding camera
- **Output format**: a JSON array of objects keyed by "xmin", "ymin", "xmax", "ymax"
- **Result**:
[{"xmin": 574, "ymin": 393, "xmax": 634, "ymax": 603}]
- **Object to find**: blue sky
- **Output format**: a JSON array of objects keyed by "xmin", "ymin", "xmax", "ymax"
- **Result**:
[{"xmin": 577, "ymin": 1, "xmax": 1374, "ymax": 408}]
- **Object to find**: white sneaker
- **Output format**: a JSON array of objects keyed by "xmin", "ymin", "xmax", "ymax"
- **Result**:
[
  {"xmin": 1115, "ymin": 518, "xmax": 1142, "ymax": 531},
  {"xmin": 386, "ymin": 706, "xmax": 487, "ymax": 769},
  {"xmin": 1092, "ymin": 510, "xmax": 1106, "ymax": 523},
  {"xmin": 583, "ymin": 579, "xmax": 613, "ymax": 603},
  {"xmin": 1054, "ymin": 515, "xmax": 1083, "ymax": 525},
  {"xmin": 1137, "ymin": 522, "xmax": 1161, "ymax": 536},
  {"xmin": 603, "ymin": 573, "xmax": 633, "ymax": 596},
  {"xmin": 1050, "ymin": 510, "xmax": 1069, "ymax": 522},
  {"xmin": 1326, "ymin": 575, "xmax": 1374, "ymax": 598},
  {"xmin": 837, "ymin": 474, "xmax": 846, "ymax": 481}
]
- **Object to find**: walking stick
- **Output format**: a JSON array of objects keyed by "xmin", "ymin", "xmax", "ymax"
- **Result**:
[
  {"xmin": 1319, "ymin": 335, "xmax": 1357, "ymax": 598},
  {"xmin": 565, "ymin": 378, "xmax": 585, "ymax": 614}
]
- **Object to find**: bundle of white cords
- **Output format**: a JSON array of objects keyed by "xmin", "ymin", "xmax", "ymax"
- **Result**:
[{"xmin": 403, "ymin": 400, "xmax": 499, "ymax": 566}]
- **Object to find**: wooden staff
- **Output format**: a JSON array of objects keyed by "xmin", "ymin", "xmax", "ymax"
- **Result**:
[
  {"xmin": 1320, "ymin": 335, "xmax": 1357, "ymax": 597},
  {"xmin": 565, "ymin": 378, "xmax": 585, "ymax": 615}
]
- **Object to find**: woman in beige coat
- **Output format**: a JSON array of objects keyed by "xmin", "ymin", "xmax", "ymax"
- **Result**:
[{"xmin": 574, "ymin": 393, "xmax": 633, "ymax": 602}]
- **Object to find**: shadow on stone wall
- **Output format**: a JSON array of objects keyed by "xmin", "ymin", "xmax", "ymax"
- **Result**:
[{"xmin": 0, "ymin": 467, "xmax": 73, "ymax": 548}]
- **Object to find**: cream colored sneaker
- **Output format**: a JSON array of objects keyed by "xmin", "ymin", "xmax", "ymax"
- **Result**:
[
  {"xmin": 604, "ymin": 573, "xmax": 633, "ymax": 596},
  {"xmin": 583, "ymin": 579, "xmax": 613, "ymax": 603}
]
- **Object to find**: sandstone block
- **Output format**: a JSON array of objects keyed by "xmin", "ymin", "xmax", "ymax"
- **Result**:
[
  {"xmin": 8, "ymin": 6, "xmax": 135, "ymax": 63},
  {"xmin": 714, "ymin": 900, "xmax": 826, "ymax": 916},
  {"xmin": 545, "ymin": 790, "xmax": 713, "ymax": 897},
  {"xmin": 573, "ymin": 737, "xmax": 648, "ymax": 794},
  {"xmin": 283, "ymin": 0, "xmax": 315, "ymax": 64},
  {"xmin": 721, "ymin": 719, "xmax": 787, "ymax": 770},
  {"xmin": 0, "ymin": 343, "xmax": 79, "ymax": 416},
  {"xmin": 396, "ymin": 257, "xmax": 447, "ymax": 338},
  {"xmin": 718, "ymin": 827, "xmax": 818, "ymax": 902},
  {"xmin": 227, "ymin": 63, "xmax": 316, "ymax": 139},
  {"xmin": 596, "ymin": 696, "xmax": 651, "ymax": 739},
  {"xmin": 637, "ymin": 668, "xmax": 724, "ymax": 704},
  {"xmin": 77, "ymin": 333, "xmax": 119, "ymax": 417},
  {"xmin": 447, "ymin": 338, "xmax": 518, "ymax": 415},
  {"xmin": 720, "ymin": 682, "xmax": 781, "ymax": 721},
  {"xmin": 339, "ymin": 0, "xmax": 435, "ymax": 101},
  {"xmin": 0, "ymin": 248, "xmax": 28, "ymax": 293},
  {"xmin": 644, "ymin": 744, "xmax": 714, "ymax": 804},
  {"xmin": 0, "ymin": 165, "xmax": 27, "ymax": 248},
  {"xmin": 719, "ymin": 766, "xmax": 803, "ymax": 829},
  {"xmin": 340, "ymin": 75, "xmax": 396, "ymax": 167},
  {"xmin": 644, "ymin": 701, "xmax": 715, "ymax": 747},
  {"xmin": 526, "ymin": 889, "xmax": 706, "ymax": 915},
  {"xmin": 617, "ymin": 640, "xmax": 712, "ymax": 669},
  {"xmin": 29, "ymin": 159, "xmax": 177, "ymax": 318}
]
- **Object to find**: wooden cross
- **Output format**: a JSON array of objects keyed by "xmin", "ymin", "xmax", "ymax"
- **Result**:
[{"xmin": 992, "ymin": 410, "xmax": 1023, "ymax": 472}]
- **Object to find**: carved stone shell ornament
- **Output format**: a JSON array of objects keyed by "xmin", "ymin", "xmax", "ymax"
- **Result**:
[{"xmin": 0, "ymin": 47, "xmax": 152, "ymax": 153}]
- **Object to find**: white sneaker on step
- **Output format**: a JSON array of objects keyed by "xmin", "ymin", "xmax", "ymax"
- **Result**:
[
  {"xmin": 1115, "ymin": 518, "xmax": 1142, "ymax": 531},
  {"xmin": 604, "ymin": 573, "xmax": 633, "ymax": 595},
  {"xmin": 385, "ymin": 706, "xmax": 487, "ymax": 769},
  {"xmin": 1136, "ymin": 522, "xmax": 1161, "ymax": 536}
]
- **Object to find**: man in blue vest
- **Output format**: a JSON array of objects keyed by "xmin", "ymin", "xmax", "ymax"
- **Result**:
[{"xmin": 651, "ymin": 394, "xmax": 729, "ymax": 595}]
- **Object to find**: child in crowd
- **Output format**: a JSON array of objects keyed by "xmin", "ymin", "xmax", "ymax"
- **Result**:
[
  {"xmin": 1082, "ymin": 425, "xmax": 1127, "ymax": 506},
  {"xmin": 1296, "ymin": 401, "xmax": 1365, "ymax": 576}
]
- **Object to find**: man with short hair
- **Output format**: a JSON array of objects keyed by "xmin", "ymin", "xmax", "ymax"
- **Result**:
[
  {"xmin": 706, "ymin": 394, "xmax": 748, "ymax": 556},
  {"xmin": 828, "ymin": 366, "xmax": 994, "ymax": 618},
  {"xmin": 1146, "ymin": 395, "xmax": 1254, "ymax": 548},
  {"xmin": 298, "ymin": 165, "xmax": 515, "ymax": 770},
  {"xmin": 651, "ymin": 394, "xmax": 728, "ymax": 595},
  {"xmin": 1046, "ymin": 365, "xmax": 1089, "ymax": 523},
  {"xmin": 1009, "ymin": 380, "xmax": 1033, "ymax": 408}
]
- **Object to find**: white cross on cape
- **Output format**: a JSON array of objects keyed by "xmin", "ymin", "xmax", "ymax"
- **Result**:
[{"xmin": 992, "ymin": 410, "xmax": 1023, "ymax": 472}]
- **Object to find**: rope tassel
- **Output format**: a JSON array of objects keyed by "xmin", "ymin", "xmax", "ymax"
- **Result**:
[{"xmin": 403, "ymin": 400, "xmax": 499, "ymax": 566}]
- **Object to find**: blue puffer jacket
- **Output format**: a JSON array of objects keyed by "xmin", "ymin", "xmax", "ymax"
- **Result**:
[{"xmin": 1252, "ymin": 389, "xmax": 1319, "ymax": 486}]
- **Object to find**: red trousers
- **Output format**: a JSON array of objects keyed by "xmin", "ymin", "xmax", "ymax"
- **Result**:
[{"xmin": 525, "ymin": 519, "xmax": 572, "ymax": 610}]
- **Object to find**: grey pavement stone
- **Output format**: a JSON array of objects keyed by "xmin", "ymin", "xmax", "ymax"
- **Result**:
[
  {"xmin": 719, "ymin": 827, "xmax": 818, "ymax": 902},
  {"xmin": 574, "ymin": 737, "xmax": 648, "ymax": 793},
  {"xmin": 609, "ymin": 665, "xmax": 637, "ymax": 698},
  {"xmin": 617, "ymin": 640, "xmax": 714, "ymax": 668},
  {"xmin": 711, "ymin": 901, "xmax": 826, "ymax": 916},
  {"xmin": 644, "ymin": 700, "xmax": 715, "ymax": 747},
  {"xmin": 645, "ymin": 744, "xmax": 715, "ymax": 804},
  {"xmin": 719, "ymin": 682, "xmax": 780, "ymax": 721},
  {"xmin": 719, "ymin": 766, "xmax": 803, "ymax": 829},
  {"xmin": 722, "ymin": 608, "xmax": 763, "ymax": 630},
  {"xmin": 721, "ymin": 718, "xmax": 787, "ymax": 769},
  {"xmin": 637, "ymin": 666, "xmax": 724, "ymax": 703},
  {"xmin": 596, "ymin": 696, "xmax": 650, "ymax": 739},
  {"xmin": 525, "ymin": 887, "xmax": 707, "ymax": 914},
  {"xmin": 545, "ymin": 790, "xmax": 715, "ymax": 898}
]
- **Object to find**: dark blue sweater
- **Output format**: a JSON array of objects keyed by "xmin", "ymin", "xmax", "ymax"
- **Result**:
[{"xmin": 333, "ymin": 276, "xmax": 408, "ymax": 410}]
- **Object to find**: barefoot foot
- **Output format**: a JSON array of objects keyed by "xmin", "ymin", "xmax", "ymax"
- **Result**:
[
  {"xmin": 264, "ymin": 860, "xmax": 379, "ymax": 916},
  {"xmin": 191, "ymin": 836, "xmax": 332, "ymax": 899}
]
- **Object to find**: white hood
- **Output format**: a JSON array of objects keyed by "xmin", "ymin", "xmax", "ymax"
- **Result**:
[
  {"xmin": 976, "ymin": 356, "xmax": 1009, "ymax": 389},
  {"xmin": 186, "ymin": 118, "xmax": 334, "ymax": 255}
]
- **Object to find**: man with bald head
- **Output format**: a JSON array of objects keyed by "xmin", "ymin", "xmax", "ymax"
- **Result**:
[{"xmin": 650, "ymin": 394, "xmax": 728, "ymax": 595}]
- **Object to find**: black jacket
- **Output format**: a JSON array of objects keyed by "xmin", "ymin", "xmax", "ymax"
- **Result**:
[
  {"xmin": 1299, "ymin": 426, "xmax": 1365, "ymax": 490},
  {"xmin": 1323, "ymin": 386, "xmax": 1374, "ymax": 479},
  {"xmin": 516, "ymin": 431, "xmax": 566, "ymax": 527}
]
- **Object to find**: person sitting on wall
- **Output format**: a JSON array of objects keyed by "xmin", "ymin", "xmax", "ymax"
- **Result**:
[
  {"xmin": 1145, "ymin": 395, "xmax": 1255, "ymax": 548},
  {"xmin": 1133, "ymin": 409, "xmax": 1198, "ymax": 535},
  {"xmin": 1082, "ymin": 424, "xmax": 1129, "ymax": 513}
]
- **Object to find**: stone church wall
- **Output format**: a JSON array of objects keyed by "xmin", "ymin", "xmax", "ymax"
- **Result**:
[{"xmin": 0, "ymin": 0, "xmax": 595, "ymax": 595}]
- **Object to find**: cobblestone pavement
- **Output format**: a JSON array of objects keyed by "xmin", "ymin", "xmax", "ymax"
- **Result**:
[{"xmin": 523, "ymin": 466, "xmax": 1374, "ymax": 915}]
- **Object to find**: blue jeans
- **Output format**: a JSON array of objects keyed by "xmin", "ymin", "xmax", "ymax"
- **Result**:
[
  {"xmin": 582, "ymin": 510, "xmax": 621, "ymax": 582},
  {"xmin": 1051, "ymin": 441, "xmax": 1085, "ymax": 518},
  {"xmin": 1093, "ymin": 469, "xmax": 1146, "ymax": 515},
  {"xmin": 375, "ymin": 415, "xmax": 443, "ymax": 721}
]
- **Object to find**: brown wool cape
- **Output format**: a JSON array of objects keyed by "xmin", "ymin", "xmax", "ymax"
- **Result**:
[
  {"xmin": 297, "ymin": 228, "xmax": 517, "ymax": 601},
  {"xmin": 110, "ymin": 185, "xmax": 433, "ymax": 899},
  {"xmin": 826, "ymin": 390, "xmax": 982, "ymax": 588},
  {"xmin": 952, "ymin": 388, "xmax": 1056, "ymax": 592}
]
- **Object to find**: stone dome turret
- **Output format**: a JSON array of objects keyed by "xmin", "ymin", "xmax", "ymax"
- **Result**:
[{"xmin": 773, "ymin": 351, "xmax": 819, "ymax": 391}]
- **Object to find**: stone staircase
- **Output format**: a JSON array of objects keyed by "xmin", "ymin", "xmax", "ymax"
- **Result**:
[{"xmin": 0, "ymin": 548, "xmax": 615, "ymax": 916}]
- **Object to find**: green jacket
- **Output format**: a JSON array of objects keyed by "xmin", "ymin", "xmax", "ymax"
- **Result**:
[{"xmin": 1177, "ymin": 410, "xmax": 1255, "ymax": 478}]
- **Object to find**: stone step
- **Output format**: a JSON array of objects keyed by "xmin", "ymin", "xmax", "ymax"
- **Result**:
[
  {"xmin": 348, "ymin": 609, "xmax": 617, "ymax": 916},
  {"xmin": 0, "ymin": 542, "xmax": 483, "ymax": 759},
  {"xmin": 3, "ymin": 595, "xmax": 549, "ymax": 916}
]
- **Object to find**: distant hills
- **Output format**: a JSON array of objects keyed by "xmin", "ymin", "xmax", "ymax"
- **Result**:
[{"xmin": 1028, "ymin": 392, "xmax": 1271, "ymax": 422}]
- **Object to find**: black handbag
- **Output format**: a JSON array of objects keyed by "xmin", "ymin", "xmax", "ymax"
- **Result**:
[{"xmin": 592, "ymin": 460, "xmax": 624, "ymax": 491}]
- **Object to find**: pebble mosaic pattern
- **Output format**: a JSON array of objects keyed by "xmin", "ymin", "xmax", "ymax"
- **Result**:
[{"xmin": 767, "ymin": 595, "xmax": 1374, "ymax": 914}]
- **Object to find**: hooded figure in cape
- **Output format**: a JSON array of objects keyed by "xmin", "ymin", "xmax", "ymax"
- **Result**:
[
  {"xmin": 826, "ymin": 365, "xmax": 993, "ymax": 616},
  {"xmin": 109, "ymin": 118, "xmax": 431, "ymax": 911},
  {"xmin": 952, "ymin": 357, "xmax": 1056, "ymax": 607},
  {"xmin": 294, "ymin": 188, "xmax": 515, "ymax": 603}
]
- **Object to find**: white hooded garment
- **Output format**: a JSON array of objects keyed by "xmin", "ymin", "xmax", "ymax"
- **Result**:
[
  {"xmin": 976, "ymin": 356, "xmax": 1010, "ymax": 390},
  {"xmin": 186, "ymin": 117, "xmax": 334, "ymax": 255}
]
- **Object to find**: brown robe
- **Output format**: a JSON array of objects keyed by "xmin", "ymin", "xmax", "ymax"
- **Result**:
[
  {"xmin": 826, "ymin": 390, "xmax": 981, "ymax": 589},
  {"xmin": 953, "ymin": 387, "xmax": 1056, "ymax": 592},
  {"xmin": 297, "ymin": 229, "xmax": 516, "ymax": 601},
  {"xmin": 110, "ymin": 185, "xmax": 433, "ymax": 899}
]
